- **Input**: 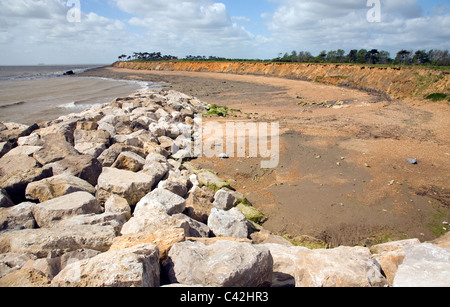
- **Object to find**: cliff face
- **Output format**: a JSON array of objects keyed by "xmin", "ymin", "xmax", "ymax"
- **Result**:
[{"xmin": 113, "ymin": 61, "xmax": 450, "ymax": 100}]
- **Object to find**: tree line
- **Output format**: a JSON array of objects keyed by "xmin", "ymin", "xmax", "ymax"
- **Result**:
[
  {"xmin": 118, "ymin": 49, "xmax": 450, "ymax": 66},
  {"xmin": 276, "ymin": 49, "xmax": 450, "ymax": 66}
]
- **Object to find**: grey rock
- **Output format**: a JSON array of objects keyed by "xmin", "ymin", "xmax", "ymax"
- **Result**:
[
  {"xmin": 165, "ymin": 240, "xmax": 273, "ymax": 287},
  {"xmin": 208, "ymin": 208, "xmax": 249, "ymax": 239},
  {"xmin": 31, "ymin": 191, "xmax": 102, "ymax": 228},
  {"xmin": 51, "ymin": 244, "xmax": 160, "ymax": 287},
  {"xmin": 393, "ymin": 243, "xmax": 450, "ymax": 287},
  {"xmin": 213, "ymin": 189, "xmax": 236, "ymax": 211}
]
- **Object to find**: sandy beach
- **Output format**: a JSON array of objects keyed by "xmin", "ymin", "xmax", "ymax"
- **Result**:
[{"xmin": 79, "ymin": 66, "xmax": 450, "ymax": 247}]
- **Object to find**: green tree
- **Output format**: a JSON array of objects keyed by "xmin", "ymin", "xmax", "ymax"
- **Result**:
[{"xmin": 356, "ymin": 49, "xmax": 369, "ymax": 63}]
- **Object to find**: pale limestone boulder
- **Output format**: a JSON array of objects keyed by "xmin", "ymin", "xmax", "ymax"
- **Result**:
[
  {"xmin": 51, "ymin": 244, "xmax": 160, "ymax": 287},
  {"xmin": 213, "ymin": 189, "xmax": 236, "ymax": 211},
  {"xmin": 111, "ymin": 151, "xmax": 146, "ymax": 172},
  {"xmin": 25, "ymin": 174, "xmax": 96, "ymax": 203},
  {"xmin": 96, "ymin": 167, "xmax": 155, "ymax": 206},
  {"xmin": 0, "ymin": 253, "xmax": 37, "ymax": 279},
  {"xmin": 120, "ymin": 201, "xmax": 188, "ymax": 236},
  {"xmin": 0, "ymin": 225, "xmax": 116, "ymax": 258},
  {"xmin": 104, "ymin": 194, "xmax": 131, "ymax": 221},
  {"xmin": 97, "ymin": 143, "xmax": 146, "ymax": 167},
  {"xmin": 44, "ymin": 154, "xmax": 102, "ymax": 186},
  {"xmin": 262, "ymin": 243, "xmax": 309, "ymax": 287},
  {"xmin": 208, "ymin": 208, "xmax": 249, "ymax": 239},
  {"xmin": 165, "ymin": 240, "xmax": 273, "ymax": 287},
  {"xmin": 135, "ymin": 188, "xmax": 186, "ymax": 216},
  {"xmin": 184, "ymin": 185, "xmax": 215, "ymax": 224},
  {"xmin": 393, "ymin": 243, "xmax": 450, "ymax": 287},
  {"xmin": 74, "ymin": 129, "xmax": 110, "ymax": 157},
  {"xmin": 33, "ymin": 134, "xmax": 78, "ymax": 165},
  {"xmin": 172, "ymin": 213, "xmax": 211, "ymax": 238},
  {"xmin": 110, "ymin": 228, "xmax": 185, "ymax": 261},
  {"xmin": 370, "ymin": 239, "xmax": 421, "ymax": 286},
  {"xmin": 294, "ymin": 246, "xmax": 388, "ymax": 287},
  {"xmin": 31, "ymin": 192, "xmax": 102, "ymax": 228},
  {"xmin": 0, "ymin": 202, "xmax": 36, "ymax": 231}
]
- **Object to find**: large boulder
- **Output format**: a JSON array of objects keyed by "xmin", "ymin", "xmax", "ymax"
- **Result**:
[
  {"xmin": 213, "ymin": 189, "xmax": 236, "ymax": 211},
  {"xmin": 164, "ymin": 240, "xmax": 273, "ymax": 287},
  {"xmin": 120, "ymin": 201, "xmax": 188, "ymax": 236},
  {"xmin": 207, "ymin": 208, "xmax": 249, "ymax": 239},
  {"xmin": 25, "ymin": 174, "xmax": 96, "ymax": 203},
  {"xmin": 110, "ymin": 228, "xmax": 185, "ymax": 261},
  {"xmin": 51, "ymin": 244, "xmax": 160, "ymax": 287},
  {"xmin": 184, "ymin": 185, "xmax": 215, "ymax": 223},
  {"xmin": 393, "ymin": 243, "xmax": 450, "ymax": 287},
  {"xmin": 294, "ymin": 246, "xmax": 387, "ymax": 287},
  {"xmin": 0, "ymin": 225, "xmax": 116, "ymax": 258},
  {"xmin": 33, "ymin": 133, "xmax": 79, "ymax": 165},
  {"xmin": 96, "ymin": 167, "xmax": 155, "ymax": 206},
  {"xmin": 45, "ymin": 154, "xmax": 102, "ymax": 187},
  {"xmin": 111, "ymin": 151, "xmax": 146, "ymax": 172},
  {"xmin": 31, "ymin": 192, "xmax": 102, "ymax": 228},
  {"xmin": 0, "ymin": 202, "xmax": 36, "ymax": 231},
  {"xmin": 135, "ymin": 188, "xmax": 186, "ymax": 216},
  {"xmin": 74, "ymin": 129, "xmax": 110, "ymax": 158}
]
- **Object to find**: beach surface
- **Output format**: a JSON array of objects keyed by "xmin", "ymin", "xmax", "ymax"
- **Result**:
[{"xmin": 79, "ymin": 66, "xmax": 450, "ymax": 247}]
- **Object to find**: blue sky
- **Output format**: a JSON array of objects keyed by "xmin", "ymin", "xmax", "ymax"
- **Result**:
[{"xmin": 0, "ymin": 0, "xmax": 449, "ymax": 64}]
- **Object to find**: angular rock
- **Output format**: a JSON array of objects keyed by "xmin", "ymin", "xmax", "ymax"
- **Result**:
[
  {"xmin": 208, "ymin": 208, "xmax": 249, "ymax": 239},
  {"xmin": 51, "ymin": 244, "xmax": 160, "ymax": 287},
  {"xmin": 110, "ymin": 228, "xmax": 185, "ymax": 261},
  {"xmin": 97, "ymin": 143, "xmax": 146, "ymax": 167},
  {"xmin": 184, "ymin": 185, "xmax": 215, "ymax": 223},
  {"xmin": 172, "ymin": 213, "xmax": 211, "ymax": 238},
  {"xmin": 45, "ymin": 154, "xmax": 102, "ymax": 186},
  {"xmin": 0, "ymin": 225, "xmax": 116, "ymax": 258},
  {"xmin": 294, "ymin": 246, "xmax": 388, "ymax": 287},
  {"xmin": 121, "ymin": 202, "xmax": 188, "ymax": 236},
  {"xmin": 104, "ymin": 194, "xmax": 131, "ymax": 221},
  {"xmin": 197, "ymin": 170, "xmax": 230, "ymax": 191},
  {"xmin": 157, "ymin": 180, "xmax": 188, "ymax": 198},
  {"xmin": 96, "ymin": 167, "xmax": 155, "ymax": 206},
  {"xmin": 165, "ymin": 240, "xmax": 273, "ymax": 287},
  {"xmin": 25, "ymin": 174, "xmax": 96, "ymax": 203},
  {"xmin": 31, "ymin": 192, "xmax": 102, "ymax": 228},
  {"xmin": 213, "ymin": 189, "xmax": 236, "ymax": 211},
  {"xmin": 0, "ymin": 188, "xmax": 14, "ymax": 208},
  {"xmin": 135, "ymin": 188, "xmax": 186, "ymax": 216},
  {"xmin": 74, "ymin": 129, "xmax": 110, "ymax": 157},
  {"xmin": 0, "ymin": 202, "xmax": 36, "ymax": 231},
  {"xmin": 393, "ymin": 243, "xmax": 450, "ymax": 287},
  {"xmin": 0, "ymin": 167, "xmax": 53, "ymax": 204},
  {"xmin": 33, "ymin": 133, "xmax": 79, "ymax": 165},
  {"xmin": 111, "ymin": 151, "xmax": 146, "ymax": 172},
  {"xmin": 263, "ymin": 243, "xmax": 308, "ymax": 287},
  {"xmin": 0, "ymin": 253, "xmax": 37, "ymax": 279}
]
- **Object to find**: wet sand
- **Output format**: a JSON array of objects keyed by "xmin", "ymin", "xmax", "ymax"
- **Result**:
[{"xmin": 79, "ymin": 66, "xmax": 450, "ymax": 247}]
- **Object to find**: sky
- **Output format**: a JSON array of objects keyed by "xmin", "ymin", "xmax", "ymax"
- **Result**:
[{"xmin": 0, "ymin": 0, "xmax": 449, "ymax": 65}]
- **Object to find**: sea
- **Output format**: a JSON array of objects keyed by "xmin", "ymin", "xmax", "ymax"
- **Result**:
[{"xmin": 0, "ymin": 65, "xmax": 164, "ymax": 125}]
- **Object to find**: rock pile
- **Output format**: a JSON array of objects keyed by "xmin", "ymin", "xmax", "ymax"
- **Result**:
[{"xmin": 0, "ymin": 90, "xmax": 449, "ymax": 287}]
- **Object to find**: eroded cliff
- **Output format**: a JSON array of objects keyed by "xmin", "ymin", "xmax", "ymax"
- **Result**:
[{"xmin": 113, "ymin": 61, "xmax": 449, "ymax": 100}]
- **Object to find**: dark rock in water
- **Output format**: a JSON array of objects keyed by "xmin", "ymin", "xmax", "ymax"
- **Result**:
[{"xmin": 64, "ymin": 70, "xmax": 75, "ymax": 76}]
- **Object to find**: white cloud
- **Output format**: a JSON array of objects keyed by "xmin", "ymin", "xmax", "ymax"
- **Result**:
[
  {"xmin": 263, "ymin": 0, "xmax": 450, "ymax": 56},
  {"xmin": 112, "ymin": 0, "xmax": 260, "ymax": 58}
]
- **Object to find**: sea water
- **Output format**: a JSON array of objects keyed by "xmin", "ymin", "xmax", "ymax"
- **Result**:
[{"xmin": 0, "ymin": 65, "xmax": 163, "ymax": 125}]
